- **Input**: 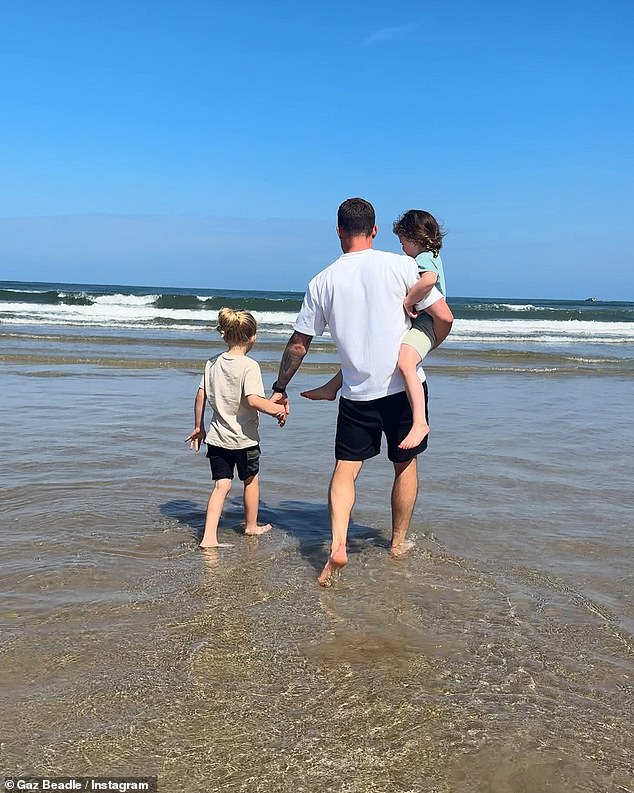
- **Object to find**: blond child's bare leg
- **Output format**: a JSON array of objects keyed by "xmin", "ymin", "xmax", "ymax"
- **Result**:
[
  {"xmin": 301, "ymin": 370, "xmax": 342, "ymax": 401},
  {"xmin": 398, "ymin": 343, "xmax": 429, "ymax": 450},
  {"xmin": 242, "ymin": 474, "xmax": 272, "ymax": 535},
  {"xmin": 200, "ymin": 479, "xmax": 234, "ymax": 548}
]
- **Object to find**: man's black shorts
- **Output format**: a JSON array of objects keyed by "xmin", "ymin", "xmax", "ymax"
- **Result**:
[
  {"xmin": 334, "ymin": 386, "xmax": 428, "ymax": 463},
  {"xmin": 206, "ymin": 444, "xmax": 260, "ymax": 481}
]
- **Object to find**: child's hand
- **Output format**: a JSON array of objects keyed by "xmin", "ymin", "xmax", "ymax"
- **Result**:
[
  {"xmin": 403, "ymin": 297, "xmax": 419, "ymax": 319},
  {"xmin": 270, "ymin": 391, "xmax": 290, "ymax": 414},
  {"xmin": 269, "ymin": 392, "xmax": 289, "ymax": 426},
  {"xmin": 275, "ymin": 410, "xmax": 286, "ymax": 427},
  {"xmin": 185, "ymin": 427, "xmax": 206, "ymax": 452}
]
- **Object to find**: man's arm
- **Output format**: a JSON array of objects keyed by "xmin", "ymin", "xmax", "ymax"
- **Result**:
[
  {"xmin": 424, "ymin": 299, "xmax": 454, "ymax": 348},
  {"xmin": 271, "ymin": 330, "xmax": 313, "ymax": 404},
  {"xmin": 403, "ymin": 271, "xmax": 437, "ymax": 318}
]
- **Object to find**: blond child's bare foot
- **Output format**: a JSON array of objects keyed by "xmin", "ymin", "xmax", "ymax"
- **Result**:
[
  {"xmin": 300, "ymin": 384, "xmax": 339, "ymax": 401},
  {"xmin": 199, "ymin": 541, "xmax": 233, "ymax": 548},
  {"xmin": 398, "ymin": 422, "xmax": 429, "ymax": 450},
  {"xmin": 244, "ymin": 523, "xmax": 272, "ymax": 536},
  {"xmin": 317, "ymin": 543, "xmax": 348, "ymax": 585},
  {"xmin": 390, "ymin": 539, "xmax": 415, "ymax": 557}
]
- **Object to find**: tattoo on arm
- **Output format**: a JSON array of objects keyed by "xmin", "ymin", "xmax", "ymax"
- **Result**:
[{"xmin": 277, "ymin": 331, "xmax": 312, "ymax": 388}]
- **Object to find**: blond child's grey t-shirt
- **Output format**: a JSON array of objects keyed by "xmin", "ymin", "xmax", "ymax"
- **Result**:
[{"xmin": 199, "ymin": 353, "xmax": 265, "ymax": 449}]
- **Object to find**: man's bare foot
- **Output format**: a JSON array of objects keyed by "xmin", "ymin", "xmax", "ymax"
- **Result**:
[
  {"xmin": 199, "ymin": 541, "xmax": 234, "ymax": 548},
  {"xmin": 398, "ymin": 423, "xmax": 429, "ymax": 450},
  {"xmin": 244, "ymin": 523, "xmax": 272, "ymax": 536},
  {"xmin": 317, "ymin": 543, "xmax": 348, "ymax": 586},
  {"xmin": 300, "ymin": 384, "xmax": 339, "ymax": 401},
  {"xmin": 390, "ymin": 539, "xmax": 415, "ymax": 557}
]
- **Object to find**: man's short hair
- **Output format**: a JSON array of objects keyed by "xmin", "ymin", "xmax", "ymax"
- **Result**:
[{"xmin": 337, "ymin": 198, "xmax": 376, "ymax": 237}]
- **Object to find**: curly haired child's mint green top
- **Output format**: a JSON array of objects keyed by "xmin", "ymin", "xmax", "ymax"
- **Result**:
[{"xmin": 416, "ymin": 251, "xmax": 446, "ymax": 297}]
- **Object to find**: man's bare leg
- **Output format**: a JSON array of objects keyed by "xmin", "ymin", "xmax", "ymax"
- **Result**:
[
  {"xmin": 200, "ymin": 479, "xmax": 234, "ymax": 548},
  {"xmin": 243, "ymin": 474, "xmax": 272, "ymax": 535},
  {"xmin": 390, "ymin": 458, "xmax": 418, "ymax": 556},
  {"xmin": 397, "ymin": 344, "xmax": 429, "ymax": 449},
  {"xmin": 318, "ymin": 459, "xmax": 363, "ymax": 585},
  {"xmin": 301, "ymin": 369, "xmax": 343, "ymax": 402}
]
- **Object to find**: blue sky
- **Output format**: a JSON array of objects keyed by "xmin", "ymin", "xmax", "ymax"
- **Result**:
[{"xmin": 1, "ymin": 0, "xmax": 633, "ymax": 299}]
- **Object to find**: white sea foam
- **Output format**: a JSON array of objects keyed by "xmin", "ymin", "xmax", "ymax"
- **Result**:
[
  {"xmin": 449, "ymin": 318, "xmax": 634, "ymax": 343},
  {"xmin": 495, "ymin": 303, "xmax": 540, "ymax": 311},
  {"xmin": 92, "ymin": 293, "xmax": 159, "ymax": 306},
  {"xmin": 0, "ymin": 299, "xmax": 299, "ymax": 330},
  {"xmin": 2, "ymin": 299, "xmax": 634, "ymax": 344},
  {"xmin": 1, "ymin": 287, "xmax": 46, "ymax": 294}
]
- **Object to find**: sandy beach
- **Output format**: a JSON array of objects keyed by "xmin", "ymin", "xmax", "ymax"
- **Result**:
[
  {"xmin": 3, "ymin": 0, "xmax": 634, "ymax": 782},
  {"xmin": 2, "ymin": 306, "xmax": 633, "ymax": 791}
]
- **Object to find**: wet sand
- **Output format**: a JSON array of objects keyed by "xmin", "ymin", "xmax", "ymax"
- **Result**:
[{"xmin": 1, "ymin": 340, "xmax": 633, "ymax": 791}]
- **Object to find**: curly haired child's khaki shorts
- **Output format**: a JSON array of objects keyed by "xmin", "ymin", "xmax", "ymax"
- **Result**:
[{"xmin": 401, "ymin": 313, "xmax": 436, "ymax": 361}]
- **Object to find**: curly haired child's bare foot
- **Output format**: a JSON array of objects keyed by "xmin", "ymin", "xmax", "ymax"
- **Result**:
[
  {"xmin": 398, "ymin": 422, "xmax": 429, "ymax": 450},
  {"xmin": 317, "ymin": 543, "xmax": 347, "ymax": 585},
  {"xmin": 390, "ymin": 539, "xmax": 415, "ymax": 557},
  {"xmin": 244, "ymin": 523, "xmax": 272, "ymax": 536},
  {"xmin": 300, "ymin": 384, "xmax": 339, "ymax": 401}
]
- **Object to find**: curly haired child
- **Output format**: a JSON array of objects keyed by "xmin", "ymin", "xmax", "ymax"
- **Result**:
[{"xmin": 301, "ymin": 209, "xmax": 449, "ymax": 449}]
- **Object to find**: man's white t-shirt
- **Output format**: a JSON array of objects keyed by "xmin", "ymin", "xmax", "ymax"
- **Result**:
[{"xmin": 294, "ymin": 248, "xmax": 443, "ymax": 401}]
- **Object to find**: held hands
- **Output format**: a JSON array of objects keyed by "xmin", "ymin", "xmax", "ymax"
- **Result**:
[
  {"xmin": 270, "ymin": 391, "xmax": 290, "ymax": 428},
  {"xmin": 185, "ymin": 426, "xmax": 206, "ymax": 452},
  {"xmin": 269, "ymin": 396, "xmax": 287, "ymax": 427}
]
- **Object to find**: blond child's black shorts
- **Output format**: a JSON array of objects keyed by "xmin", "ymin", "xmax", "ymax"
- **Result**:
[
  {"xmin": 206, "ymin": 444, "xmax": 260, "ymax": 481},
  {"xmin": 334, "ymin": 387, "xmax": 429, "ymax": 463}
]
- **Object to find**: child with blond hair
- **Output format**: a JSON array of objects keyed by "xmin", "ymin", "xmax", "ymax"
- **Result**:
[{"xmin": 186, "ymin": 307, "xmax": 285, "ymax": 548}]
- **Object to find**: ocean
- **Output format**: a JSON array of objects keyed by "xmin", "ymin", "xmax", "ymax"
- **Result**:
[{"xmin": 1, "ymin": 279, "xmax": 633, "ymax": 792}]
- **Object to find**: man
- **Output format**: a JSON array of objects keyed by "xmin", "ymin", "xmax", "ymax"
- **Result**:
[{"xmin": 270, "ymin": 198, "xmax": 453, "ymax": 585}]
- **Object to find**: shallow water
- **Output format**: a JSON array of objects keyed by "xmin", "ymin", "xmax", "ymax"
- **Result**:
[{"xmin": 1, "ymin": 326, "xmax": 633, "ymax": 792}]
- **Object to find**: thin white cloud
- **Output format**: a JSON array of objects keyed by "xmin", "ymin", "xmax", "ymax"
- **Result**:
[{"xmin": 360, "ymin": 23, "xmax": 417, "ymax": 47}]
